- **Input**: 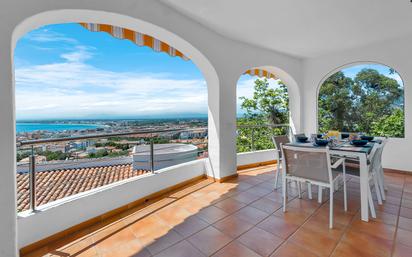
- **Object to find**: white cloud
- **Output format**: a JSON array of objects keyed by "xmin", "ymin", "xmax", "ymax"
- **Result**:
[
  {"xmin": 15, "ymin": 48, "xmax": 207, "ymax": 119},
  {"xmin": 60, "ymin": 46, "xmax": 94, "ymax": 63},
  {"xmin": 25, "ymin": 29, "xmax": 78, "ymax": 44}
]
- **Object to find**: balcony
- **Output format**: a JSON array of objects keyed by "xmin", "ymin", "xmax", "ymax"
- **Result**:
[
  {"xmin": 2, "ymin": 1, "xmax": 412, "ymax": 257},
  {"xmin": 20, "ymin": 164, "xmax": 412, "ymax": 257}
]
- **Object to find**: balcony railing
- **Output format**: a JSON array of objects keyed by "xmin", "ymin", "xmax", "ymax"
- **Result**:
[
  {"xmin": 236, "ymin": 124, "xmax": 290, "ymax": 152},
  {"xmin": 16, "ymin": 128, "xmax": 207, "ymax": 212}
]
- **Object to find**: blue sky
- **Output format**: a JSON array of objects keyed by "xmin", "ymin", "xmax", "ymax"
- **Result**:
[{"xmin": 14, "ymin": 23, "xmax": 403, "ymax": 120}]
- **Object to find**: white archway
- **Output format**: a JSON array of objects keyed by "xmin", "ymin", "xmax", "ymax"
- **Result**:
[{"xmin": 236, "ymin": 65, "xmax": 302, "ymax": 135}]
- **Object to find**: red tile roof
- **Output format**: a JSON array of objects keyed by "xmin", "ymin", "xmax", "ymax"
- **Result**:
[{"xmin": 17, "ymin": 164, "xmax": 148, "ymax": 212}]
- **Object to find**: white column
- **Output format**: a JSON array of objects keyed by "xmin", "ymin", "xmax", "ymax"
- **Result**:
[
  {"xmin": 206, "ymin": 73, "xmax": 237, "ymax": 179},
  {"xmin": 0, "ymin": 32, "xmax": 18, "ymax": 256}
]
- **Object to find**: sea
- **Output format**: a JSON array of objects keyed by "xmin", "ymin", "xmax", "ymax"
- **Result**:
[{"xmin": 16, "ymin": 123, "xmax": 101, "ymax": 133}]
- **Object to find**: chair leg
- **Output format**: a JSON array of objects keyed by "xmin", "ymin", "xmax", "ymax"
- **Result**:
[
  {"xmin": 378, "ymin": 168, "xmax": 386, "ymax": 200},
  {"xmin": 274, "ymin": 160, "xmax": 280, "ymax": 189},
  {"xmin": 381, "ymin": 166, "xmax": 388, "ymax": 191},
  {"xmin": 373, "ymin": 172, "xmax": 383, "ymax": 205},
  {"xmin": 298, "ymin": 182, "xmax": 302, "ymax": 199},
  {"xmin": 329, "ymin": 185, "xmax": 334, "ymax": 229},
  {"xmin": 307, "ymin": 183, "xmax": 312, "ymax": 200},
  {"xmin": 368, "ymin": 183, "xmax": 377, "ymax": 218},
  {"xmin": 282, "ymin": 177, "xmax": 287, "ymax": 212},
  {"xmin": 343, "ymin": 168, "xmax": 348, "ymax": 212},
  {"xmin": 318, "ymin": 186, "xmax": 323, "ymax": 203}
]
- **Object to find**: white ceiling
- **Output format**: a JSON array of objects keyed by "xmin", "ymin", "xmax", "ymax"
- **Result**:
[{"xmin": 160, "ymin": 0, "xmax": 412, "ymax": 58}]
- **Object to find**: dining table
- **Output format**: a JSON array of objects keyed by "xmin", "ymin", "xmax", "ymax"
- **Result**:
[{"xmin": 285, "ymin": 139, "xmax": 382, "ymax": 222}]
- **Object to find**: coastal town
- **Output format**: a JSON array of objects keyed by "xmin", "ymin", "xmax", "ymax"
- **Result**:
[{"xmin": 16, "ymin": 118, "xmax": 208, "ymax": 166}]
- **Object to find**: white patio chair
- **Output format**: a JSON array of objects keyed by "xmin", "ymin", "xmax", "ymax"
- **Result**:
[
  {"xmin": 271, "ymin": 135, "xmax": 290, "ymax": 189},
  {"xmin": 335, "ymin": 142, "xmax": 383, "ymax": 218},
  {"xmin": 280, "ymin": 144, "xmax": 347, "ymax": 228}
]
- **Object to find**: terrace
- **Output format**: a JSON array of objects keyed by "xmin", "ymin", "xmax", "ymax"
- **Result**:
[{"xmin": 1, "ymin": 1, "xmax": 412, "ymax": 257}]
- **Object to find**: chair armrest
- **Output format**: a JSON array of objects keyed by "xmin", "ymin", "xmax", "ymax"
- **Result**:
[{"xmin": 331, "ymin": 157, "xmax": 345, "ymax": 169}]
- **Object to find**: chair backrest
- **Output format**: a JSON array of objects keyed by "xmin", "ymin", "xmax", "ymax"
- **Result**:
[
  {"xmin": 272, "ymin": 135, "xmax": 290, "ymax": 158},
  {"xmin": 281, "ymin": 144, "xmax": 333, "ymax": 183},
  {"xmin": 372, "ymin": 137, "xmax": 387, "ymax": 170},
  {"xmin": 293, "ymin": 133, "xmax": 306, "ymax": 142}
]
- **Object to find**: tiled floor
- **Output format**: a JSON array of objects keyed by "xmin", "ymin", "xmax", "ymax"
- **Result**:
[{"xmin": 23, "ymin": 165, "xmax": 412, "ymax": 257}]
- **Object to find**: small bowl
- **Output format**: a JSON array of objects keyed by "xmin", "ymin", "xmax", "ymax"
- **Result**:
[
  {"xmin": 297, "ymin": 136, "xmax": 308, "ymax": 143},
  {"xmin": 316, "ymin": 134, "xmax": 323, "ymax": 138},
  {"xmin": 360, "ymin": 135, "xmax": 374, "ymax": 141},
  {"xmin": 341, "ymin": 133, "xmax": 350, "ymax": 139},
  {"xmin": 315, "ymin": 139, "xmax": 329, "ymax": 146},
  {"xmin": 351, "ymin": 139, "xmax": 368, "ymax": 146}
]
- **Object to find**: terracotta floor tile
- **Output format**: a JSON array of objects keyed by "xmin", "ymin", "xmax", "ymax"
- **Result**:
[
  {"xmin": 264, "ymin": 191, "xmax": 283, "ymax": 203},
  {"xmin": 146, "ymin": 229, "xmax": 183, "ymax": 255},
  {"xmin": 214, "ymin": 197, "xmax": 246, "ymax": 214},
  {"xmin": 212, "ymin": 240, "xmax": 262, "ymax": 257},
  {"xmin": 400, "ymin": 206, "xmax": 412, "ymax": 219},
  {"xmin": 256, "ymin": 215, "xmax": 299, "ymax": 239},
  {"xmin": 153, "ymin": 240, "xmax": 205, "ymax": 257},
  {"xmin": 196, "ymin": 205, "xmax": 230, "ymax": 224},
  {"xmin": 375, "ymin": 202, "xmax": 401, "ymax": 215},
  {"xmin": 94, "ymin": 227, "xmax": 137, "ymax": 253},
  {"xmin": 250, "ymin": 197, "xmax": 282, "ymax": 214},
  {"xmin": 245, "ymin": 186, "xmax": 272, "ymax": 197},
  {"xmin": 156, "ymin": 205, "xmax": 193, "ymax": 227},
  {"xmin": 287, "ymin": 198, "xmax": 321, "ymax": 214},
  {"xmin": 173, "ymin": 215, "xmax": 209, "ymax": 238},
  {"xmin": 188, "ymin": 226, "xmax": 232, "ymax": 256},
  {"xmin": 393, "ymin": 242, "xmax": 412, "ymax": 257},
  {"xmin": 237, "ymin": 227, "xmax": 283, "ymax": 257},
  {"xmin": 231, "ymin": 191, "xmax": 262, "ymax": 204},
  {"xmin": 128, "ymin": 215, "xmax": 171, "ymax": 246},
  {"xmin": 337, "ymin": 230, "xmax": 393, "ymax": 257},
  {"xmin": 234, "ymin": 206, "xmax": 270, "ymax": 225},
  {"xmin": 99, "ymin": 240, "xmax": 150, "ymax": 257},
  {"xmin": 312, "ymin": 206, "xmax": 354, "ymax": 226},
  {"xmin": 401, "ymin": 198, "xmax": 412, "ymax": 208},
  {"xmin": 331, "ymin": 241, "xmax": 378, "ymax": 257},
  {"xmin": 23, "ymin": 165, "xmax": 412, "ymax": 257},
  {"xmin": 273, "ymin": 207, "xmax": 311, "ymax": 226},
  {"xmin": 373, "ymin": 210, "xmax": 398, "ymax": 226},
  {"xmin": 348, "ymin": 219, "xmax": 396, "ymax": 241},
  {"xmin": 213, "ymin": 214, "xmax": 254, "ymax": 238},
  {"xmin": 289, "ymin": 227, "xmax": 339, "ymax": 257},
  {"xmin": 398, "ymin": 216, "xmax": 412, "ymax": 232},
  {"xmin": 396, "ymin": 228, "xmax": 412, "ymax": 247},
  {"xmin": 271, "ymin": 241, "xmax": 318, "ymax": 257},
  {"xmin": 302, "ymin": 215, "xmax": 346, "ymax": 240}
]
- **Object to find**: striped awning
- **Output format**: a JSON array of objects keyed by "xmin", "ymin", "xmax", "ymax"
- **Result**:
[
  {"xmin": 243, "ymin": 69, "xmax": 278, "ymax": 80},
  {"xmin": 79, "ymin": 23, "xmax": 278, "ymax": 80},
  {"xmin": 79, "ymin": 23, "xmax": 190, "ymax": 61}
]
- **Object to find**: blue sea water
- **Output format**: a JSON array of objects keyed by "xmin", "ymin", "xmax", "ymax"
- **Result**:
[{"xmin": 16, "ymin": 123, "xmax": 101, "ymax": 133}]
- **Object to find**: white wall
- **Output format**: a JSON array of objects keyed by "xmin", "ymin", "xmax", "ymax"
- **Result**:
[
  {"xmin": 237, "ymin": 149, "xmax": 277, "ymax": 167},
  {"xmin": 17, "ymin": 159, "xmax": 206, "ymax": 248},
  {"xmin": 302, "ymin": 35, "xmax": 412, "ymax": 171}
]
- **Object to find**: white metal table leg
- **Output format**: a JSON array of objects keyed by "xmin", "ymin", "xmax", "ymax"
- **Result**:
[
  {"xmin": 359, "ymin": 154, "xmax": 369, "ymax": 222},
  {"xmin": 318, "ymin": 186, "xmax": 323, "ymax": 203},
  {"xmin": 307, "ymin": 183, "xmax": 312, "ymax": 199}
]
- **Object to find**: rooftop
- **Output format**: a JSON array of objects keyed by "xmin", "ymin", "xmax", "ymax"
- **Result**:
[
  {"xmin": 17, "ymin": 164, "xmax": 148, "ymax": 212},
  {"xmin": 22, "ymin": 165, "xmax": 412, "ymax": 257}
]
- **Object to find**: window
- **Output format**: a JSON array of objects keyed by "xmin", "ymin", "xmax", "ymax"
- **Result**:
[{"xmin": 318, "ymin": 64, "xmax": 404, "ymax": 137}]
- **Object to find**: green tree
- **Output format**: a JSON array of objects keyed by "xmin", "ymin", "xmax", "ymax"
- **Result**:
[
  {"xmin": 371, "ymin": 108, "xmax": 404, "ymax": 137},
  {"xmin": 318, "ymin": 67, "xmax": 404, "ymax": 137},
  {"xmin": 318, "ymin": 71, "xmax": 354, "ymax": 133},
  {"xmin": 237, "ymin": 78, "xmax": 289, "ymax": 152}
]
